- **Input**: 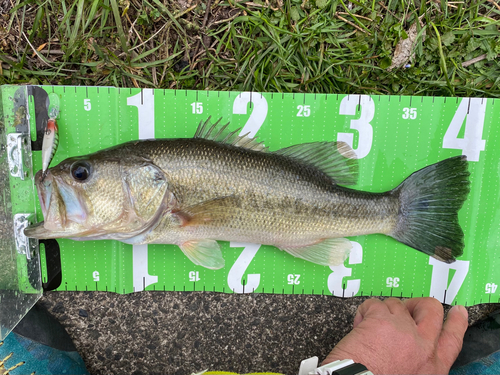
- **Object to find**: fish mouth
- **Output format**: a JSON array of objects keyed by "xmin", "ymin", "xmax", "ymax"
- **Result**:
[{"xmin": 24, "ymin": 170, "xmax": 88, "ymax": 239}]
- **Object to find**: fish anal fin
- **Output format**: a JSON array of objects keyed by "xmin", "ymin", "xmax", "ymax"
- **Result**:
[
  {"xmin": 194, "ymin": 117, "xmax": 267, "ymax": 152},
  {"xmin": 180, "ymin": 239, "xmax": 225, "ymax": 269},
  {"xmin": 279, "ymin": 238, "xmax": 352, "ymax": 266},
  {"xmin": 175, "ymin": 196, "xmax": 238, "ymax": 227},
  {"xmin": 274, "ymin": 141, "xmax": 358, "ymax": 186}
]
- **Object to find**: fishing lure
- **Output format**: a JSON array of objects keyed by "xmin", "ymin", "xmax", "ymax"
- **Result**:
[{"xmin": 41, "ymin": 118, "xmax": 59, "ymax": 181}]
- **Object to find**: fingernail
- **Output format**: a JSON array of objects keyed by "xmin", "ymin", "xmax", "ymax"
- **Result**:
[{"xmin": 451, "ymin": 305, "xmax": 468, "ymax": 319}]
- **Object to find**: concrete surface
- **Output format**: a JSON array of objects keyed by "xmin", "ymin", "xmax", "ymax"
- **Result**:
[{"xmin": 40, "ymin": 291, "xmax": 499, "ymax": 375}]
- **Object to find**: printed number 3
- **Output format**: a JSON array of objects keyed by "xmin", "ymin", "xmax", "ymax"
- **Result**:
[{"xmin": 337, "ymin": 95, "xmax": 374, "ymax": 159}]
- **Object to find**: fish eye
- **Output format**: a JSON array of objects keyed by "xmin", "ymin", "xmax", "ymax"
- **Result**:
[{"xmin": 70, "ymin": 161, "xmax": 92, "ymax": 182}]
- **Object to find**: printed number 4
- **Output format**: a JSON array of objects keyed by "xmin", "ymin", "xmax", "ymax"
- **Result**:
[{"xmin": 443, "ymin": 98, "xmax": 486, "ymax": 162}]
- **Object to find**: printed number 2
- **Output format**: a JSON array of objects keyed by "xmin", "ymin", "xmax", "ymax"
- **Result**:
[
  {"xmin": 337, "ymin": 95, "xmax": 374, "ymax": 159},
  {"xmin": 84, "ymin": 99, "xmax": 91, "ymax": 111},
  {"xmin": 443, "ymin": 98, "xmax": 486, "ymax": 162},
  {"xmin": 227, "ymin": 242, "xmax": 261, "ymax": 293},
  {"xmin": 233, "ymin": 92, "xmax": 268, "ymax": 137}
]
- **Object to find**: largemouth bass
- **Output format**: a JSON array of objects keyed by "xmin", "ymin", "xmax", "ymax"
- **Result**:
[{"xmin": 25, "ymin": 119, "xmax": 470, "ymax": 269}]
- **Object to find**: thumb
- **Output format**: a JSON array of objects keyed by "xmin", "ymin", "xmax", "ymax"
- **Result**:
[{"xmin": 437, "ymin": 305, "xmax": 468, "ymax": 367}]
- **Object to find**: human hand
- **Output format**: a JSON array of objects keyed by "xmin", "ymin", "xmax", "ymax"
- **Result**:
[{"xmin": 323, "ymin": 297, "xmax": 468, "ymax": 375}]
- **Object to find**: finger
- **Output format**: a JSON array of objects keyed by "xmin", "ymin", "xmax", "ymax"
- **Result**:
[
  {"xmin": 404, "ymin": 297, "xmax": 444, "ymax": 340},
  {"xmin": 384, "ymin": 298, "xmax": 408, "ymax": 315},
  {"xmin": 438, "ymin": 305, "xmax": 469, "ymax": 367},
  {"xmin": 356, "ymin": 298, "xmax": 389, "ymax": 322},
  {"xmin": 353, "ymin": 309, "xmax": 363, "ymax": 328},
  {"xmin": 404, "ymin": 297, "xmax": 444, "ymax": 326}
]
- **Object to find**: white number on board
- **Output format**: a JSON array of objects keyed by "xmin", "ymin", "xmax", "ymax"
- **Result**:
[
  {"xmin": 127, "ymin": 90, "xmax": 158, "ymax": 292},
  {"xmin": 337, "ymin": 95, "xmax": 374, "ymax": 159},
  {"xmin": 191, "ymin": 102, "xmax": 203, "ymax": 114},
  {"xmin": 429, "ymin": 258, "xmax": 469, "ymax": 304},
  {"xmin": 327, "ymin": 241, "xmax": 362, "ymax": 297},
  {"xmin": 442, "ymin": 98, "xmax": 486, "ymax": 162},
  {"xmin": 92, "ymin": 271, "xmax": 100, "ymax": 282},
  {"xmin": 127, "ymin": 89, "xmax": 155, "ymax": 139},
  {"xmin": 402, "ymin": 107, "xmax": 417, "ymax": 119},
  {"xmin": 297, "ymin": 105, "xmax": 311, "ymax": 117},
  {"xmin": 227, "ymin": 242, "xmax": 261, "ymax": 293},
  {"xmin": 287, "ymin": 274, "xmax": 301, "ymax": 285},
  {"xmin": 486, "ymin": 283, "xmax": 498, "ymax": 294},
  {"xmin": 386, "ymin": 277, "xmax": 400, "ymax": 288},
  {"xmin": 189, "ymin": 271, "xmax": 200, "ymax": 282},
  {"xmin": 84, "ymin": 99, "xmax": 91, "ymax": 111},
  {"xmin": 233, "ymin": 92, "xmax": 268, "ymax": 137}
]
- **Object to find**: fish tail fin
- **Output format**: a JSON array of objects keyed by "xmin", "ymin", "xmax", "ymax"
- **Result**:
[{"xmin": 389, "ymin": 156, "xmax": 470, "ymax": 263}]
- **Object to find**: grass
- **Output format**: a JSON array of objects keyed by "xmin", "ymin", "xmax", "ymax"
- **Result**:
[{"xmin": 1, "ymin": 0, "xmax": 500, "ymax": 96}]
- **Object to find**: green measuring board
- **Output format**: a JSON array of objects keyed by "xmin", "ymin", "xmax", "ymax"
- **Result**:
[{"xmin": 2, "ymin": 85, "xmax": 498, "ymax": 306}]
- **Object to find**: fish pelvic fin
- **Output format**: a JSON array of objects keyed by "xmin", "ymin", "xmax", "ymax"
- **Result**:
[
  {"xmin": 194, "ymin": 117, "xmax": 268, "ymax": 152},
  {"xmin": 389, "ymin": 156, "xmax": 470, "ymax": 263},
  {"xmin": 274, "ymin": 142, "xmax": 358, "ymax": 186},
  {"xmin": 180, "ymin": 239, "xmax": 225, "ymax": 269},
  {"xmin": 279, "ymin": 238, "xmax": 352, "ymax": 266}
]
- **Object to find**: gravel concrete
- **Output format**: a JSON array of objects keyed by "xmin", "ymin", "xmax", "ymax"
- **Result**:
[{"xmin": 40, "ymin": 291, "xmax": 499, "ymax": 375}]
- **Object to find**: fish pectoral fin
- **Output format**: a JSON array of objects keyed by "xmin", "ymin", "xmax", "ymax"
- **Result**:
[
  {"xmin": 279, "ymin": 238, "xmax": 352, "ymax": 266},
  {"xmin": 274, "ymin": 142, "xmax": 358, "ymax": 186},
  {"xmin": 179, "ymin": 240, "xmax": 225, "ymax": 270},
  {"xmin": 176, "ymin": 196, "xmax": 239, "ymax": 227}
]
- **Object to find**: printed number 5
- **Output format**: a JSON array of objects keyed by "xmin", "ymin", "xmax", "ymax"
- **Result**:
[{"xmin": 84, "ymin": 99, "xmax": 91, "ymax": 111}]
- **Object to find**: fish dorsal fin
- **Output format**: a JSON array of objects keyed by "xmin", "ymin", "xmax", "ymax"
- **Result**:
[
  {"xmin": 274, "ymin": 141, "xmax": 359, "ymax": 186},
  {"xmin": 194, "ymin": 117, "xmax": 268, "ymax": 152}
]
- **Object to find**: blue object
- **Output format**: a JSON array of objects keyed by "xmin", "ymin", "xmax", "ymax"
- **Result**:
[
  {"xmin": 450, "ymin": 350, "xmax": 500, "ymax": 375},
  {"xmin": 0, "ymin": 331, "xmax": 88, "ymax": 375}
]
